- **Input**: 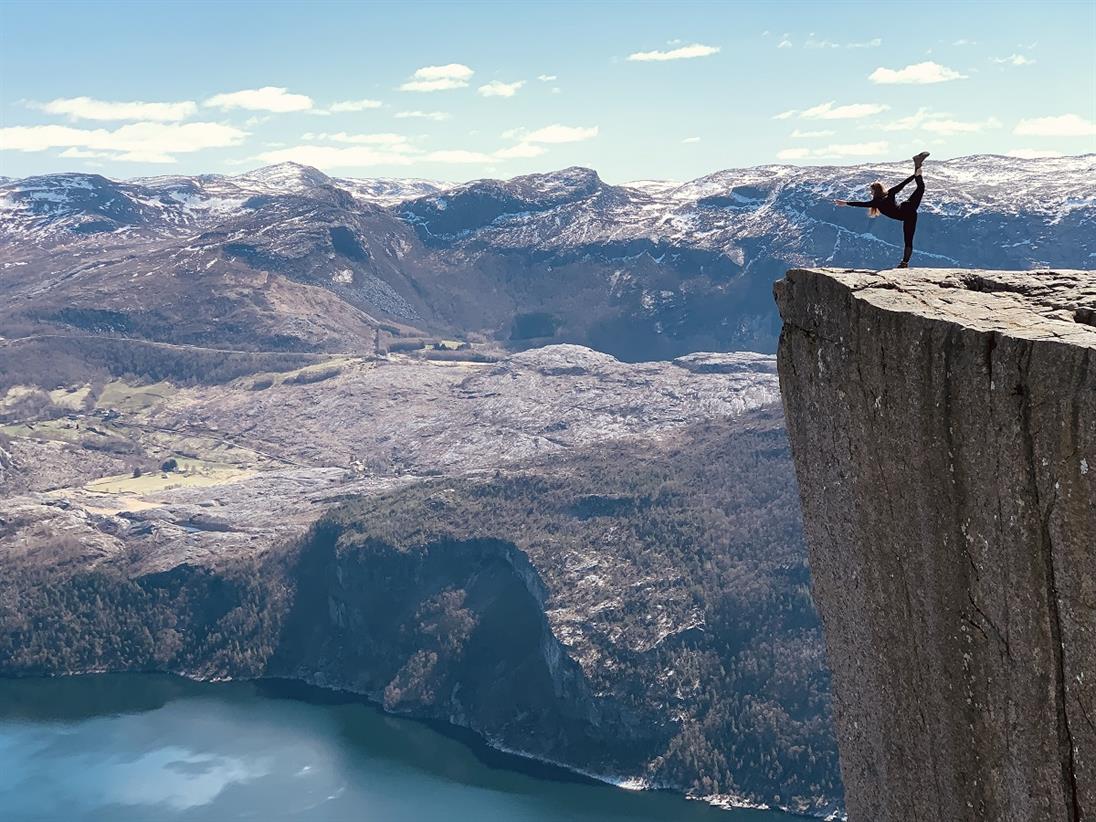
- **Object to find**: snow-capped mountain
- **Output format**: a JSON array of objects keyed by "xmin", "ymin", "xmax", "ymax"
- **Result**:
[
  {"xmin": 0, "ymin": 163, "xmax": 451, "ymax": 243},
  {"xmin": 1, "ymin": 155, "xmax": 1092, "ymax": 358}
]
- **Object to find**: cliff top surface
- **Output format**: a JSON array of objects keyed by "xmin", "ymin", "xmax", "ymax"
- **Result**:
[{"xmin": 781, "ymin": 268, "xmax": 1096, "ymax": 349}]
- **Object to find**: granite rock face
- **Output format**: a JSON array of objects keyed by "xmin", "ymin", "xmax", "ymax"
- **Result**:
[{"xmin": 775, "ymin": 268, "xmax": 1095, "ymax": 821}]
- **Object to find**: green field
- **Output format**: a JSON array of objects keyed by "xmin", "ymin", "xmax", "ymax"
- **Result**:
[
  {"xmin": 96, "ymin": 379, "xmax": 177, "ymax": 412},
  {"xmin": 84, "ymin": 458, "xmax": 252, "ymax": 495}
]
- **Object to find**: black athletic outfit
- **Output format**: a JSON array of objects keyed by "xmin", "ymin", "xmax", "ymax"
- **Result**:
[{"xmin": 847, "ymin": 174, "xmax": 925, "ymax": 264}]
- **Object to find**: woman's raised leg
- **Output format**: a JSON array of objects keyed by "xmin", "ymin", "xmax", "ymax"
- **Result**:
[{"xmin": 904, "ymin": 174, "xmax": 926, "ymax": 212}]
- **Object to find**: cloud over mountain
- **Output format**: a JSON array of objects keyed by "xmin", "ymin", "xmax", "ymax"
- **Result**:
[
  {"xmin": 627, "ymin": 43, "xmax": 719, "ymax": 61},
  {"xmin": 204, "ymin": 87, "xmax": 314, "ymax": 112},
  {"xmin": 400, "ymin": 64, "xmax": 474, "ymax": 92},
  {"xmin": 869, "ymin": 61, "xmax": 967, "ymax": 84}
]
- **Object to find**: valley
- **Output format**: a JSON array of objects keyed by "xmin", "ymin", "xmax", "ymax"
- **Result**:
[
  {"xmin": 1, "ymin": 154, "xmax": 1093, "ymax": 817},
  {"xmin": 0, "ymin": 340, "xmax": 843, "ymax": 814}
]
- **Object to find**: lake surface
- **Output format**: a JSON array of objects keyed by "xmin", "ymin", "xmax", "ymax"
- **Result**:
[{"xmin": 0, "ymin": 674, "xmax": 800, "ymax": 821}]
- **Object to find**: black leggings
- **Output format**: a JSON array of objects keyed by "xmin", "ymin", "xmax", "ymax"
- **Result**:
[{"xmin": 899, "ymin": 175, "xmax": 925, "ymax": 263}]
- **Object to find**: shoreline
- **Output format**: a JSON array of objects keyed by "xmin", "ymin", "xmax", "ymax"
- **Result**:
[
  {"xmin": 2, "ymin": 669, "xmax": 842, "ymax": 819},
  {"xmin": 257, "ymin": 672, "xmax": 840, "ymax": 818}
]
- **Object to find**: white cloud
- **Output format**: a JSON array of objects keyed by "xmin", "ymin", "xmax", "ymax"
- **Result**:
[
  {"xmin": 537, "ymin": 74, "xmax": 557, "ymax": 82},
  {"xmin": 58, "ymin": 147, "xmax": 114, "ymax": 158},
  {"xmin": 777, "ymin": 148, "xmax": 810, "ymax": 160},
  {"xmin": 506, "ymin": 124, "xmax": 599, "ymax": 144},
  {"xmin": 992, "ymin": 54, "xmax": 1036, "ymax": 66},
  {"xmin": 478, "ymin": 80, "xmax": 525, "ymax": 98},
  {"xmin": 399, "ymin": 64, "xmax": 474, "ymax": 92},
  {"xmin": 778, "ymin": 141, "xmax": 890, "ymax": 162},
  {"xmin": 627, "ymin": 43, "xmax": 719, "ymax": 62},
  {"xmin": 877, "ymin": 108, "xmax": 934, "ymax": 131},
  {"xmin": 494, "ymin": 142, "xmax": 547, "ymax": 159},
  {"xmin": 801, "ymin": 101, "xmax": 890, "ymax": 120},
  {"xmin": 777, "ymin": 38, "xmax": 792, "ymax": 49},
  {"xmin": 204, "ymin": 87, "xmax": 313, "ymax": 112},
  {"xmin": 329, "ymin": 98, "xmax": 383, "ymax": 112},
  {"xmin": 33, "ymin": 97, "xmax": 197, "ymax": 122},
  {"xmin": 772, "ymin": 109, "xmax": 797, "ymax": 120},
  {"xmin": 395, "ymin": 110, "xmax": 452, "ymax": 121},
  {"xmin": 310, "ymin": 132, "xmax": 415, "ymax": 148},
  {"xmin": 952, "ymin": 39, "xmax": 977, "ymax": 46},
  {"xmin": 922, "ymin": 116, "xmax": 1001, "ymax": 135},
  {"xmin": 255, "ymin": 132, "xmax": 553, "ymax": 170},
  {"xmin": 877, "ymin": 108, "xmax": 1001, "ymax": 134},
  {"xmin": 1014, "ymin": 113, "xmax": 1096, "ymax": 137},
  {"xmin": 869, "ymin": 61, "xmax": 967, "ymax": 84},
  {"xmin": 0, "ymin": 121, "xmax": 247, "ymax": 162},
  {"xmin": 413, "ymin": 64, "xmax": 474, "ymax": 80},
  {"xmin": 1006, "ymin": 148, "xmax": 1064, "ymax": 159},
  {"xmin": 682, "ymin": 136, "xmax": 701, "ymax": 143},
  {"xmin": 791, "ymin": 129, "xmax": 836, "ymax": 138},
  {"xmin": 799, "ymin": 35, "xmax": 880, "ymax": 49}
]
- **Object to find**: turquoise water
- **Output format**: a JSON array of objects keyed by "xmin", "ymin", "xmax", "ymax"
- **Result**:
[{"xmin": 0, "ymin": 674, "xmax": 799, "ymax": 821}]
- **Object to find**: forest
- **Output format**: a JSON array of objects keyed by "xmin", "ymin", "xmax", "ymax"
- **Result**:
[{"xmin": 0, "ymin": 405, "xmax": 842, "ymax": 812}]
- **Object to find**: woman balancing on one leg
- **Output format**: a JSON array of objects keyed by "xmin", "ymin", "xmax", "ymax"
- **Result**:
[{"xmin": 835, "ymin": 151, "xmax": 931, "ymax": 268}]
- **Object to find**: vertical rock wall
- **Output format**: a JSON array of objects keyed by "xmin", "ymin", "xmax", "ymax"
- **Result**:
[{"xmin": 775, "ymin": 268, "xmax": 1095, "ymax": 821}]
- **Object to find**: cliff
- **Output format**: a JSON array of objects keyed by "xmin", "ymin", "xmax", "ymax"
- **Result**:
[
  {"xmin": 775, "ymin": 268, "xmax": 1095, "ymax": 821},
  {"xmin": 0, "ymin": 410, "xmax": 843, "ymax": 815}
]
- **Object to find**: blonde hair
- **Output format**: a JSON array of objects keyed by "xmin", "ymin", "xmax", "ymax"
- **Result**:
[{"xmin": 868, "ymin": 182, "xmax": 885, "ymax": 218}]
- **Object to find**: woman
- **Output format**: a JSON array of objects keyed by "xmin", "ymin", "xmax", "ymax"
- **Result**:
[{"xmin": 835, "ymin": 151, "xmax": 930, "ymax": 268}]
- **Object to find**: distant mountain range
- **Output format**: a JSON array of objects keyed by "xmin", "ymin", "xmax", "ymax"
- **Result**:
[{"xmin": 2, "ymin": 155, "xmax": 1092, "ymax": 359}]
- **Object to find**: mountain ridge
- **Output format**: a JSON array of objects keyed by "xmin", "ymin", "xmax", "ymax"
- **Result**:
[{"xmin": 2, "ymin": 154, "xmax": 1092, "ymax": 361}]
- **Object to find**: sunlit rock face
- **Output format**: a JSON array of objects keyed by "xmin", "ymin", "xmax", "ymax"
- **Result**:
[{"xmin": 776, "ymin": 267, "xmax": 1095, "ymax": 821}]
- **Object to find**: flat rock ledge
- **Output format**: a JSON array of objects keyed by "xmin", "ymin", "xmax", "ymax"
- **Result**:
[{"xmin": 774, "ymin": 268, "xmax": 1095, "ymax": 822}]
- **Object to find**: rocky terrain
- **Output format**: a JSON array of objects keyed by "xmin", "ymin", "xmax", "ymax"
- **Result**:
[
  {"xmin": 2, "ymin": 154, "xmax": 1092, "ymax": 360},
  {"xmin": 776, "ymin": 268, "xmax": 1095, "ymax": 820},
  {"xmin": 0, "ymin": 345, "xmax": 777, "ymax": 573},
  {"xmin": 0, "ymin": 343, "xmax": 845, "ymax": 814},
  {"xmin": 3, "ymin": 155, "xmax": 1091, "ymax": 817}
]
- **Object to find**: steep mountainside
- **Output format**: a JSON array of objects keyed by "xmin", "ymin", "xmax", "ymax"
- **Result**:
[
  {"xmin": 0, "ymin": 375, "xmax": 842, "ymax": 815},
  {"xmin": 2, "ymin": 155, "xmax": 1092, "ymax": 359},
  {"xmin": 775, "ymin": 268, "xmax": 1095, "ymax": 821},
  {"xmin": 0, "ymin": 341, "xmax": 849, "ymax": 812}
]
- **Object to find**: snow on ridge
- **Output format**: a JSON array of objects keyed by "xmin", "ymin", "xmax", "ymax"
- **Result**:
[{"xmin": 1, "ymin": 155, "xmax": 1092, "ymax": 252}]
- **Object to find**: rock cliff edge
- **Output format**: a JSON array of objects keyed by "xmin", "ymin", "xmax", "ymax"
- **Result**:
[{"xmin": 775, "ymin": 268, "xmax": 1095, "ymax": 821}]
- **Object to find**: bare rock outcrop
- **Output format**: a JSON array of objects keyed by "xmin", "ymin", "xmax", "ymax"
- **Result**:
[{"xmin": 775, "ymin": 268, "xmax": 1095, "ymax": 821}]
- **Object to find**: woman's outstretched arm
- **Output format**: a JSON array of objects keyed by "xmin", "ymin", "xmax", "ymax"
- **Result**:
[
  {"xmin": 887, "ymin": 175, "xmax": 917, "ymax": 197},
  {"xmin": 834, "ymin": 199, "xmax": 872, "ymax": 207}
]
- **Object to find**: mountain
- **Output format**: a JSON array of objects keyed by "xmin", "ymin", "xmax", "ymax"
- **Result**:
[
  {"xmin": 3, "ymin": 155, "xmax": 1091, "ymax": 816},
  {"xmin": 0, "ymin": 342, "xmax": 845, "ymax": 815},
  {"xmin": 776, "ymin": 268, "xmax": 1096, "ymax": 820},
  {"xmin": 2, "ymin": 155, "xmax": 1092, "ymax": 361}
]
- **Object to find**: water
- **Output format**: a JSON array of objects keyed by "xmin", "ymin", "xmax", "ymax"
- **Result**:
[{"xmin": 0, "ymin": 674, "xmax": 799, "ymax": 822}]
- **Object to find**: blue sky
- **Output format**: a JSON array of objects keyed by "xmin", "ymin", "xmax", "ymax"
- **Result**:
[{"xmin": 2, "ymin": 0, "xmax": 1094, "ymax": 182}]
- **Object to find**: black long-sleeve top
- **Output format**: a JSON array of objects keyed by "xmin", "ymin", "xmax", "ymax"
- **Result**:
[{"xmin": 845, "ymin": 175, "xmax": 916, "ymax": 221}]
